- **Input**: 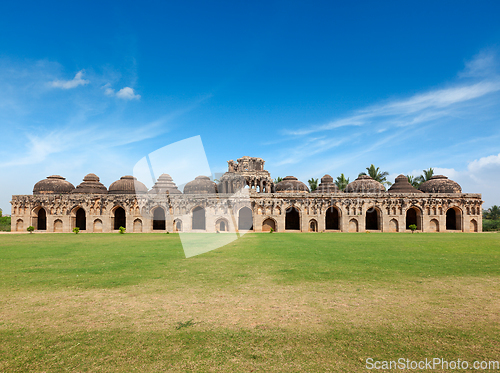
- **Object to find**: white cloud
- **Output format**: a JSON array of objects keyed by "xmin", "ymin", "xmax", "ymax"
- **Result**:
[
  {"xmin": 103, "ymin": 85, "xmax": 141, "ymax": 100},
  {"xmin": 116, "ymin": 87, "xmax": 141, "ymax": 100},
  {"xmin": 51, "ymin": 70, "xmax": 89, "ymax": 89}
]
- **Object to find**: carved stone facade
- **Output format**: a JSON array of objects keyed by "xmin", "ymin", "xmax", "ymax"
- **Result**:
[{"xmin": 11, "ymin": 156, "xmax": 483, "ymax": 233}]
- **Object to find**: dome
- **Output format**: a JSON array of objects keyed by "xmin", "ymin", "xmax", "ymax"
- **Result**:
[
  {"xmin": 388, "ymin": 175, "xmax": 423, "ymax": 194},
  {"xmin": 72, "ymin": 173, "xmax": 108, "ymax": 194},
  {"xmin": 345, "ymin": 175, "xmax": 386, "ymax": 193},
  {"xmin": 183, "ymin": 176, "xmax": 217, "ymax": 194},
  {"xmin": 313, "ymin": 174, "xmax": 340, "ymax": 193},
  {"xmin": 108, "ymin": 175, "xmax": 148, "ymax": 194},
  {"xmin": 418, "ymin": 175, "xmax": 462, "ymax": 193},
  {"xmin": 33, "ymin": 175, "xmax": 75, "ymax": 195},
  {"xmin": 275, "ymin": 176, "xmax": 309, "ymax": 193},
  {"xmin": 149, "ymin": 174, "xmax": 182, "ymax": 195}
]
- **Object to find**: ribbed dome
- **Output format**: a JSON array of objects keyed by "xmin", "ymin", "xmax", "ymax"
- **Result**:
[
  {"xmin": 313, "ymin": 174, "xmax": 340, "ymax": 193},
  {"xmin": 388, "ymin": 175, "xmax": 423, "ymax": 194},
  {"xmin": 345, "ymin": 175, "xmax": 386, "ymax": 193},
  {"xmin": 275, "ymin": 176, "xmax": 309, "ymax": 193},
  {"xmin": 108, "ymin": 175, "xmax": 148, "ymax": 194},
  {"xmin": 183, "ymin": 176, "xmax": 217, "ymax": 194},
  {"xmin": 418, "ymin": 175, "xmax": 462, "ymax": 193},
  {"xmin": 72, "ymin": 173, "xmax": 108, "ymax": 194},
  {"xmin": 33, "ymin": 175, "xmax": 75, "ymax": 195},
  {"xmin": 149, "ymin": 174, "xmax": 182, "ymax": 195}
]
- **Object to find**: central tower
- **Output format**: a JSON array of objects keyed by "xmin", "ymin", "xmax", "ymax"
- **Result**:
[{"xmin": 218, "ymin": 156, "xmax": 274, "ymax": 193}]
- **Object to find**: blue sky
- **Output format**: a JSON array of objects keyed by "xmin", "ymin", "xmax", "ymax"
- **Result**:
[{"xmin": 1, "ymin": 0, "xmax": 500, "ymax": 212}]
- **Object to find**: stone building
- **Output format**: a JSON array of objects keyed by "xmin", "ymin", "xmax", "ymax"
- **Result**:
[{"xmin": 10, "ymin": 156, "xmax": 483, "ymax": 233}]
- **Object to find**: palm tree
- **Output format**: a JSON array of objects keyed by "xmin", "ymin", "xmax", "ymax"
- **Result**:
[
  {"xmin": 407, "ymin": 175, "xmax": 424, "ymax": 188},
  {"xmin": 359, "ymin": 165, "xmax": 392, "ymax": 186},
  {"xmin": 335, "ymin": 174, "xmax": 350, "ymax": 191},
  {"xmin": 422, "ymin": 168, "xmax": 434, "ymax": 182},
  {"xmin": 274, "ymin": 176, "xmax": 283, "ymax": 184},
  {"xmin": 308, "ymin": 178, "xmax": 318, "ymax": 192}
]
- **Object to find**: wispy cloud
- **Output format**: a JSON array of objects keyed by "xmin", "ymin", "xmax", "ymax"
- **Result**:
[
  {"xmin": 104, "ymin": 85, "xmax": 141, "ymax": 100},
  {"xmin": 51, "ymin": 70, "xmax": 89, "ymax": 89}
]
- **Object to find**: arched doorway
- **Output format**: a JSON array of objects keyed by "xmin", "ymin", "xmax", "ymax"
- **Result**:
[
  {"xmin": 113, "ymin": 207, "xmax": 126, "ymax": 230},
  {"xmin": 16, "ymin": 219, "xmax": 23, "ymax": 232},
  {"xmin": 406, "ymin": 207, "xmax": 421, "ymax": 230},
  {"xmin": 153, "ymin": 207, "xmax": 166, "ymax": 230},
  {"xmin": 349, "ymin": 218, "xmax": 358, "ymax": 232},
  {"xmin": 217, "ymin": 219, "xmax": 228, "ymax": 232},
  {"xmin": 325, "ymin": 206, "xmax": 339, "ymax": 230},
  {"xmin": 285, "ymin": 207, "xmax": 300, "ymax": 230},
  {"xmin": 174, "ymin": 219, "xmax": 182, "ymax": 232},
  {"xmin": 238, "ymin": 207, "xmax": 253, "ymax": 231},
  {"xmin": 93, "ymin": 219, "xmax": 103, "ymax": 232},
  {"xmin": 446, "ymin": 207, "xmax": 461, "ymax": 231},
  {"xmin": 389, "ymin": 219, "xmax": 398, "ymax": 232},
  {"xmin": 192, "ymin": 206, "xmax": 206, "ymax": 230},
  {"xmin": 429, "ymin": 219, "xmax": 439, "ymax": 232},
  {"xmin": 36, "ymin": 207, "xmax": 47, "ymax": 231},
  {"xmin": 309, "ymin": 219, "xmax": 317, "ymax": 232},
  {"xmin": 75, "ymin": 208, "xmax": 86, "ymax": 230},
  {"xmin": 262, "ymin": 218, "xmax": 276, "ymax": 232},
  {"xmin": 365, "ymin": 208, "xmax": 379, "ymax": 230},
  {"xmin": 133, "ymin": 219, "xmax": 143, "ymax": 232},
  {"xmin": 470, "ymin": 219, "xmax": 478, "ymax": 232},
  {"xmin": 54, "ymin": 219, "xmax": 63, "ymax": 232}
]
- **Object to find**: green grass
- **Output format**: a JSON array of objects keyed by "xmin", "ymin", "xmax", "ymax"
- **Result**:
[{"xmin": 0, "ymin": 233, "xmax": 499, "ymax": 372}]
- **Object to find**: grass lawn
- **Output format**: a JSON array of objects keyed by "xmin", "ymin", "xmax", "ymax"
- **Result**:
[{"xmin": 0, "ymin": 233, "xmax": 499, "ymax": 372}]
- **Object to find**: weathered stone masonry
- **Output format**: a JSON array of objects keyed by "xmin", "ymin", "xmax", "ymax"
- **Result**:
[{"xmin": 11, "ymin": 156, "xmax": 483, "ymax": 233}]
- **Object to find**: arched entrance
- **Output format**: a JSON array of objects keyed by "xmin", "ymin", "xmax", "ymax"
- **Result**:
[
  {"xmin": 262, "ymin": 218, "xmax": 276, "ymax": 232},
  {"xmin": 349, "ymin": 218, "xmax": 358, "ymax": 232},
  {"xmin": 75, "ymin": 208, "xmax": 86, "ymax": 230},
  {"xmin": 133, "ymin": 219, "xmax": 143, "ymax": 232},
  {"xmin": 238, "ymin": 207, "xmax": 253, "ymax": 231},
  {"xmin": 54, "ymin": 219, "xmax": 63, "ymax": 232},
  {"xmin": 446, "ymin": 207, "xmax": 462, "ymax": 231},
  {"xmin": 35, "ymin": 207, "xmax": 47, "ymax": 231},
  {"xmin": 470, "ymin": 219, "xmax": 478, "ymax": 232},
  {"xmin": 309, "ymin": 219, "xmax": 317, "ymax": 232},
  {"xmin": 174, "ymin": 219, "xmax": 182, "ymax": 232},
  {"xmin": 93, "ymin": 219, "xmax": 103, "ymax": 232},
  {"xmin": 192, "ymin": 206, "xmax": 206, "ymax": 230},
  {"xmin": 429, "ymin": 219, "xmax": 439, "ymax": 232},
  {"xmin": 153, "ymin": 207, "xmax": 166, "ymax": 230},
  {"xmin": 16, "ymin": 219, "xmax": 23, "ymax": 232},
  {"xmin": 113, "ymin": 207, "xmax": 126, "ymax": 230},
  {"xmin": 325, "ymin": 206, "xmax": 340, "ymax": 230},
  {"xmin": 365, "ymin": 208, "xmax": 379, "ymax": 230},
  {"xmin": 389, "ymin": 219, "xmax": 398, "ymax": 232},
  {"xmin": 285, "ymin": 206, "xmax": 300, "ymax": 230},
  {"xmin": 216, "ymin": 219, "xmax": 228, "ymax": 232},
  {"xmin": 406, "ymin": 207, "xmax": 421, "ymax": 230}
]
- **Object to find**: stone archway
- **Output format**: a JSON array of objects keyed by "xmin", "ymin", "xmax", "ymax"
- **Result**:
[
  {"xmin": 133, "ymin": 219, "xmax": 143, "ymax": 233},
  {"xmin": 75, "ymin": 208, "xmax": 86, "ymax": 230},
  {"xmin": 365, "ymin": 208, "xmax": 380, "ymax": 230},
  {"xmin": 429, "ymin": 219, "xmax": 439, "ymax": 232},
  {"xmin": 192, "ymin": 206, "xmax": 206, "ymax": 230},
  {"xmin": 325, "ymin": 206, "xmax": 340, "ymax": 230},
  {"xmin": 389, "ymin": 218, "xmax": 398, "ymax": 232},
  {"xmin": 446, "ymin": 207, "xmax": 462, "ymax": 231},
  {"xmin": 285, "ymin": 206, "xmax": 300, "ymax": 230},
  {"xmin": 113, "ymin": 207, "xmax": 126, "ymax": 230},
  {"xmin": 348, "ymin": 218, "xmax": 358, "ymax": 232},
  {"xmin": 93, "ymin": 219, "xmax": 103, "ymax": 233},
  {"xmin": 470, "ymin": 219, "xmax": 478, "ymax": 232},
  {"xmin": 152, "ymin": 207, "xmax": 166, "ymax": 230},
  {"xmin": 16, "ymin": 219, "xmax": 24, "ymax": 232},
  {"xmin": 262, "ymin": 218, "xmax": 276, "ymax": 232},
  {"xmin": 53, "ymin": 219, "xmax": 63, "ymax": 232},
  {"xmin": 33, "ymin": 207, "xmax": 47, "ymax": 231},
  {"xmin": 309, "ymin": 219, "xmax": 318, "ymax": 232},
  {"xmin": 238, "ymin": 207, "xmax": 253, "ymax": 231},
  {"xmin": 406, "ymin": 206, "xmax": 421, "ymax": 230}
]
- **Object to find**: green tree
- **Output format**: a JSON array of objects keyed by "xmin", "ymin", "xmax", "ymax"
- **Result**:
[
  {"xmin": 27, "ymin": 226, "xmax": 35, "ymax": 234},
  {"xmin": 335, "ymin": 174, "xmax": 350, "ymax": 191},
  {"xmin": 359, "ymin": 165, "xmax": 392, "ymax": 186},
  {"xmin": 73, "ymin": 227, "xmax": 80, "ymax": 234},
  {"xmin": 0, "ymin": 208, "xmax": 2, "ymax": 217},
  {"xmin": 422, "ymin": 167, "xmax": 434, "ymax": 182},
  {"xmin": 308, "ymin": 178, "xmax": 318, "ymax": 192},
  {"xmin": 484, "ymin": 205, "xmax": 500, "ymax": 220},
  {"xmin": 274, "ymin": 177, "xmax": 283, "ymax": 184},
  {"xmin": 407, "ymin": 175, "xmax": 424, "ymax": 188}
]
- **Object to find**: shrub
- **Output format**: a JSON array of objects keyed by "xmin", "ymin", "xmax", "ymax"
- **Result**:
[
  {"xmin": 27, "ymin": 226, "xmax": 35, "ymax": 233},
  {"xmin": 409, "ymin": 224, "xmax": 417, "ymax": 233},
  {"xmin": 119, "ymin": 226, "xmax": 126, "ymax": 234},
  {"xmin": 270, "ymin": 228, "xmax": 274, "ymax": 233},
  {"xmin": 483, "ymin": 219, "xmax": 500, "ymax": 232},
  {"xmin": 73, "ymin": 227, "xmax": 80, "ymax": 234}
]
